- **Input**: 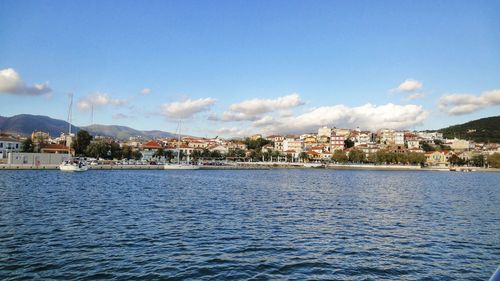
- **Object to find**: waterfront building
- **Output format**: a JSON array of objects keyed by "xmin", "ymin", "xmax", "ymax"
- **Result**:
[
  {"xmin": 283, "ymin": 138, "xmax": 303, "ymax": 154},
  {"xmin": 0, "ymin": 136, "xmax": 21, "ymax": 159},
  {"xmin": 8, "ymin": 152, "xmax": 70, "ymax": 165},
  {"xmin": 40, "ymin": 144, "xmax": 72, "ymax": 155},
  {"xmin": 141, "ymin": 140, "xmax": 163, "ymax": 160},
  {"xmin": 425, "ymin": 151, "xmax": 451, "ymax": 167}
]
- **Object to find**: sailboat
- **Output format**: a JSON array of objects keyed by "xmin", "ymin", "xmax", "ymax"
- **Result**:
[
  {"xmin": 164, "ymin": 121, "xmax": 199, "ymax": 170},
  {"xmin": 59, "ymin": 93, "xmax": 88, "ymax": 172}
]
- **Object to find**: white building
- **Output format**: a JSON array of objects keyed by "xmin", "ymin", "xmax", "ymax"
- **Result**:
[
  {"xmin": 0, "ymin": 137, "xmax": 21, "ymax": 159},
  {"xmin": 283, "ymin": 138, "xmax": 303, "ymax": 153},
  {"xmin": 318, "ymin": 126, "xmax": 331, "ymax": 138},
  {"xmin": 448, "ymin": 138, "xmax": 470, "ymax": 151}
]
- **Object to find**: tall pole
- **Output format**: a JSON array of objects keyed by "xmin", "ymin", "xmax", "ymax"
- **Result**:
[
  {"xmin": 177, "ymin": 120, "xmax": 181, "ymax": 164},
  {"xmin": 67, "ymin": 93, "xmax": 73, "ymax": 157}
]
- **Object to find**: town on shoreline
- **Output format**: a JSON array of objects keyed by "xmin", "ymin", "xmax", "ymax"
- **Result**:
[{"xmin": 1, "ymin": 125, "xmax": 499, "ymax": 170}]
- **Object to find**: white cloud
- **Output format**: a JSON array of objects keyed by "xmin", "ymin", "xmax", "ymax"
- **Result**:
[
  {"xmin": 112, "ymin": 113, "xmax": 129, "ymax": 119},
  {"xmin": 220, "ymin": 93, "xmax": 304, "ymax": 121},
  {"xmin": 77, "ymin": 92, "xmax": 128, "ymax": 110},
  {"xmin": 252, "ymin": 115, "xmax": 275, "ymax": 127},
  {"xmin": 215, "ymin": 127, "xmax": 252, "ymax": 137},
  {"xmin": 219, "ymin": 93, "xmax": 304, "ymax": 122},
  {"xmin": 160, "ymin": 98, "xmax": 216, "ymax": 119},
  {"xmin": 438, "ymin": 89, "xmax": 500, "ymax": 115},
  {"xmin": 256, "ymin": 103, "xmax": 428, "ymax": 134},
  {"xmin": 140, "ymin": 88, "xmax": 152, "ymax": 95},
  {"xmin": 221, "ymin": 111, "xmax": 260, "ymax": 121},
  {"xmin": 395, "ymin": 79, "xmax": 423, "ymax": 92},
  {"xmin": 406, "ymin": 93, "xmax": 425, "ymax": 100},
  {"xmin": 0, "ymin": 68, "xmax": 52, "ymax": 96}
]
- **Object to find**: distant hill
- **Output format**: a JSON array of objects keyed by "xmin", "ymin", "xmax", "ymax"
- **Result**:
[
  {"xmin": 0, "ymin": 114, "xmax": 176, "ymax": 140},
  {"xmin": 0, "ymin": 114, "xmax": 78, "ymax": 137},
  {"xmin": 81, "ymin": 124, "xmax": 177, "ymax": 140},
  {"xmin": 438, "ymin": 116, "xmax": 500, "ymax": 143}
]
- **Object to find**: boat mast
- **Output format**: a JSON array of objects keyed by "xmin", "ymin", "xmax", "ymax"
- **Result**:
[
  {"xmin": 67, "ymin": 93, "xmax": 73, "ymax": 157},
  {"xmin": 177, "ymin": 120, "xmax": 181, "ymax": 164}
]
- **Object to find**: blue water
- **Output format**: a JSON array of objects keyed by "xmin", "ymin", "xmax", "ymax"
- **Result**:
[{"xmin": 0, "ymin": 169, "xmax": 499, "ymax": 280}]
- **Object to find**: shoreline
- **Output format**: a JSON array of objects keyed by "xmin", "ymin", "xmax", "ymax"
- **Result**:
[{"xmin": 1, "ymin": 163, "xmax": 499, "ymax": 172}]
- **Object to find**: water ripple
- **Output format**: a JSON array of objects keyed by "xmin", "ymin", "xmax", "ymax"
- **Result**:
[{"xmin": 0, "ymin": 169, "xmax": 499, "ymax": 280}]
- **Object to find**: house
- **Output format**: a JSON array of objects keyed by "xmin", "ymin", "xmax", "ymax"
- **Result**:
[
  {"xmin": 0, "ymin": 137, "xmax": 21, "ymax": 159},
  {"xmin": 141, "ymin": 140, "xmax": 163, "ymax": 160},
  {"xmin": 40, "ymin": 144, "xmax": 73, "ymax": 155},
  {"xmin": 283, "ymin": 138, "xmax": 303, "ymax": 154},
  {"xmin": 306, "ymin": 150, "xmax": 321, "ymax": 161},
  {"xmin": 208, "ymin": 144, "xmax": 228, "ymax": 154},
  {"xmin": 317, "ymin": 126, "xmax": 331, "ymax": 138},
  {"xmin": 261, "ymin": 144, "xmax": 274, "ymax": 153},
  {"xmin": 330, "ymin": 132, "xmax": 345, "ymax": 150},
  {"xmin": 425, "ymin": 151, "xmax": 451, "ymax": 167}
]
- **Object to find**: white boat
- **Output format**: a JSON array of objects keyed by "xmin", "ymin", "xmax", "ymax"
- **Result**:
[
  {"xmin": 59, "ymin": 159, "xmax": 89, "ymax": 172},
  {"xmin": 304, "ymin": 163, "xmax": 324, "ymax": 168},
  {"xmin": 164, "ymin": 121, "xmax": 200, "ymax": 170},
  {"xmin": 164, "ymin": 163, "xmax": 199, "ymax": 170},
  {"xmin": 59, "ymin": 93, "xmax": 88, "ymax": 172}
]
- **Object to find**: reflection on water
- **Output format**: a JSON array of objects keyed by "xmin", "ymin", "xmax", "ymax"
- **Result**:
[{"xmin": 0, "ymin": 169, "xmax": 499, "ymax": 280}]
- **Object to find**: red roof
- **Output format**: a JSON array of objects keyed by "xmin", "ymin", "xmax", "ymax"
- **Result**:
[{"xmin": 142, "ymin": 140, "xmax": 162, "ymax": 149}]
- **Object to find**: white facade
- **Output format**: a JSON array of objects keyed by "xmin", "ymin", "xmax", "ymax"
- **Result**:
[
  {"xmin": 317, "ymin": 126, "xmax": 331, "ymax": 138},
  {"xmin": 283, "ymin": 138, "xmax": 303, "ymax": 153},
  {"xmin": 0, "ymin": 138, "xmax": 21, "ymax": 159}
]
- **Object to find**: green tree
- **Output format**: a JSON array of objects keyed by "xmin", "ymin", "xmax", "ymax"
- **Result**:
[
  {"xmin": 348, "ymin": 149, "xmax": 366, "ymax": 163},
  {"xmin": 154, "ymin": 148, "xmax": 165, "ymax": 158},
  {"xmin": 332, "ymin": 150, "xmax": 348, "ymax": 163},
  {"xmin": 191, "ymin": 150, "xmax": 202, "ymax": 161},
  {"xmin": 73, "ymin": 130, "xmax": 93, "ymax": 156},
  {"xmin": 85, "ymin": 141, "xmax": 110, "ymax": 159},
  {"xmin": 21, "ymin": 137, "xmax": 34, "ymax": 152},
  {"xmin": 110, "ymin": 141, "xmax": 122, "ymax": 159},
  {"xmin": 421, "ymin": 142, "xmax": 434, "ymax": 152},
  {"xmin": 210, "ymin": 150, "xmax": 222, "ymax": 159},
  {"xmin": 201, "ymin": 149, "xmax": 211, "ymax": 158},
  {"xmin": 121, "ymin": 145, "xmax": 133, "ymax": 159},
  {"xmin": 244, "ymin": 138, "xmax": 272, "ymax": 150},
  {"xmin": 299, "ymin": 152, "xmax": 309, "ymax": 162},
  {"xmin": 344, "ymin": 139, "xmax": 355, "ymax": 149},
  {"xmin": 470, "ymin": 154, "xmax": 485, "ymax": 167},
  {"xmin": 487, "ymin": 153, "xmax": 500, "ymax": 168},
  {"xmin": 407, "ymin": 152, "xmax": 426, "ymax": 165},
  {"xmin": 449, "ymin": 154, "xmax": 465, "ymax": 166},
  {"xmin": 165, "ymin": 150, "xmax": 174, "ymax": 163},
  {"xmin": 132, "ymin": 150, "xmax": 142, "ymax": 160}
]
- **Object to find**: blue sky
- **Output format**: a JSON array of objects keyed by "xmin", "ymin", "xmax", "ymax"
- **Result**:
[{"xmin": 1, "ymin": 0, "xmax": 499, "ymax": 137}]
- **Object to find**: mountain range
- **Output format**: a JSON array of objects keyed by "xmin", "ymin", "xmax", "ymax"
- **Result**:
[
  {"xmin": 1, "ymin": 114, "xmax": 499, "ymax": 142},
  {"xmin": 437, "ymin": 115, "xmax": 500, "ymax": 143},
  {"xmin": 0, "ymin": 114, "xmax": 176, "ymax": 140}
]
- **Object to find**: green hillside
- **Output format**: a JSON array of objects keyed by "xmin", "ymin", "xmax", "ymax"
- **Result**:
[{"xmin": 438, "ymin": 116, "xmax": 500, "ymax": 143}]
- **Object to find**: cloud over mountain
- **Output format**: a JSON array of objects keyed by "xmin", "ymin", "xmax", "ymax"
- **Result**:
[
  {"xmin": 0, "ymin": 68, "xmax": 52, "ymax": 96},
  {"xmin": 252, "ymin": 103, "xmax": 429, "ymax": 134},
  {"xmin": 438, "ymin": 89, "xmax": 500, "ymax": 115},
  {"xmin": 77, "ymin": 92, "xmax": 128, "ymax": 110},
  {"xmin": 161, "ymin": 98, "xmax": 216, "ymax": 119}
]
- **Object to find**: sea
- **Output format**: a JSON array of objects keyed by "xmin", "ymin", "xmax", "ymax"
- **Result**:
[{"xmin": 0, "ymin": 169, "xmax": 499, "ymax": 280}]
